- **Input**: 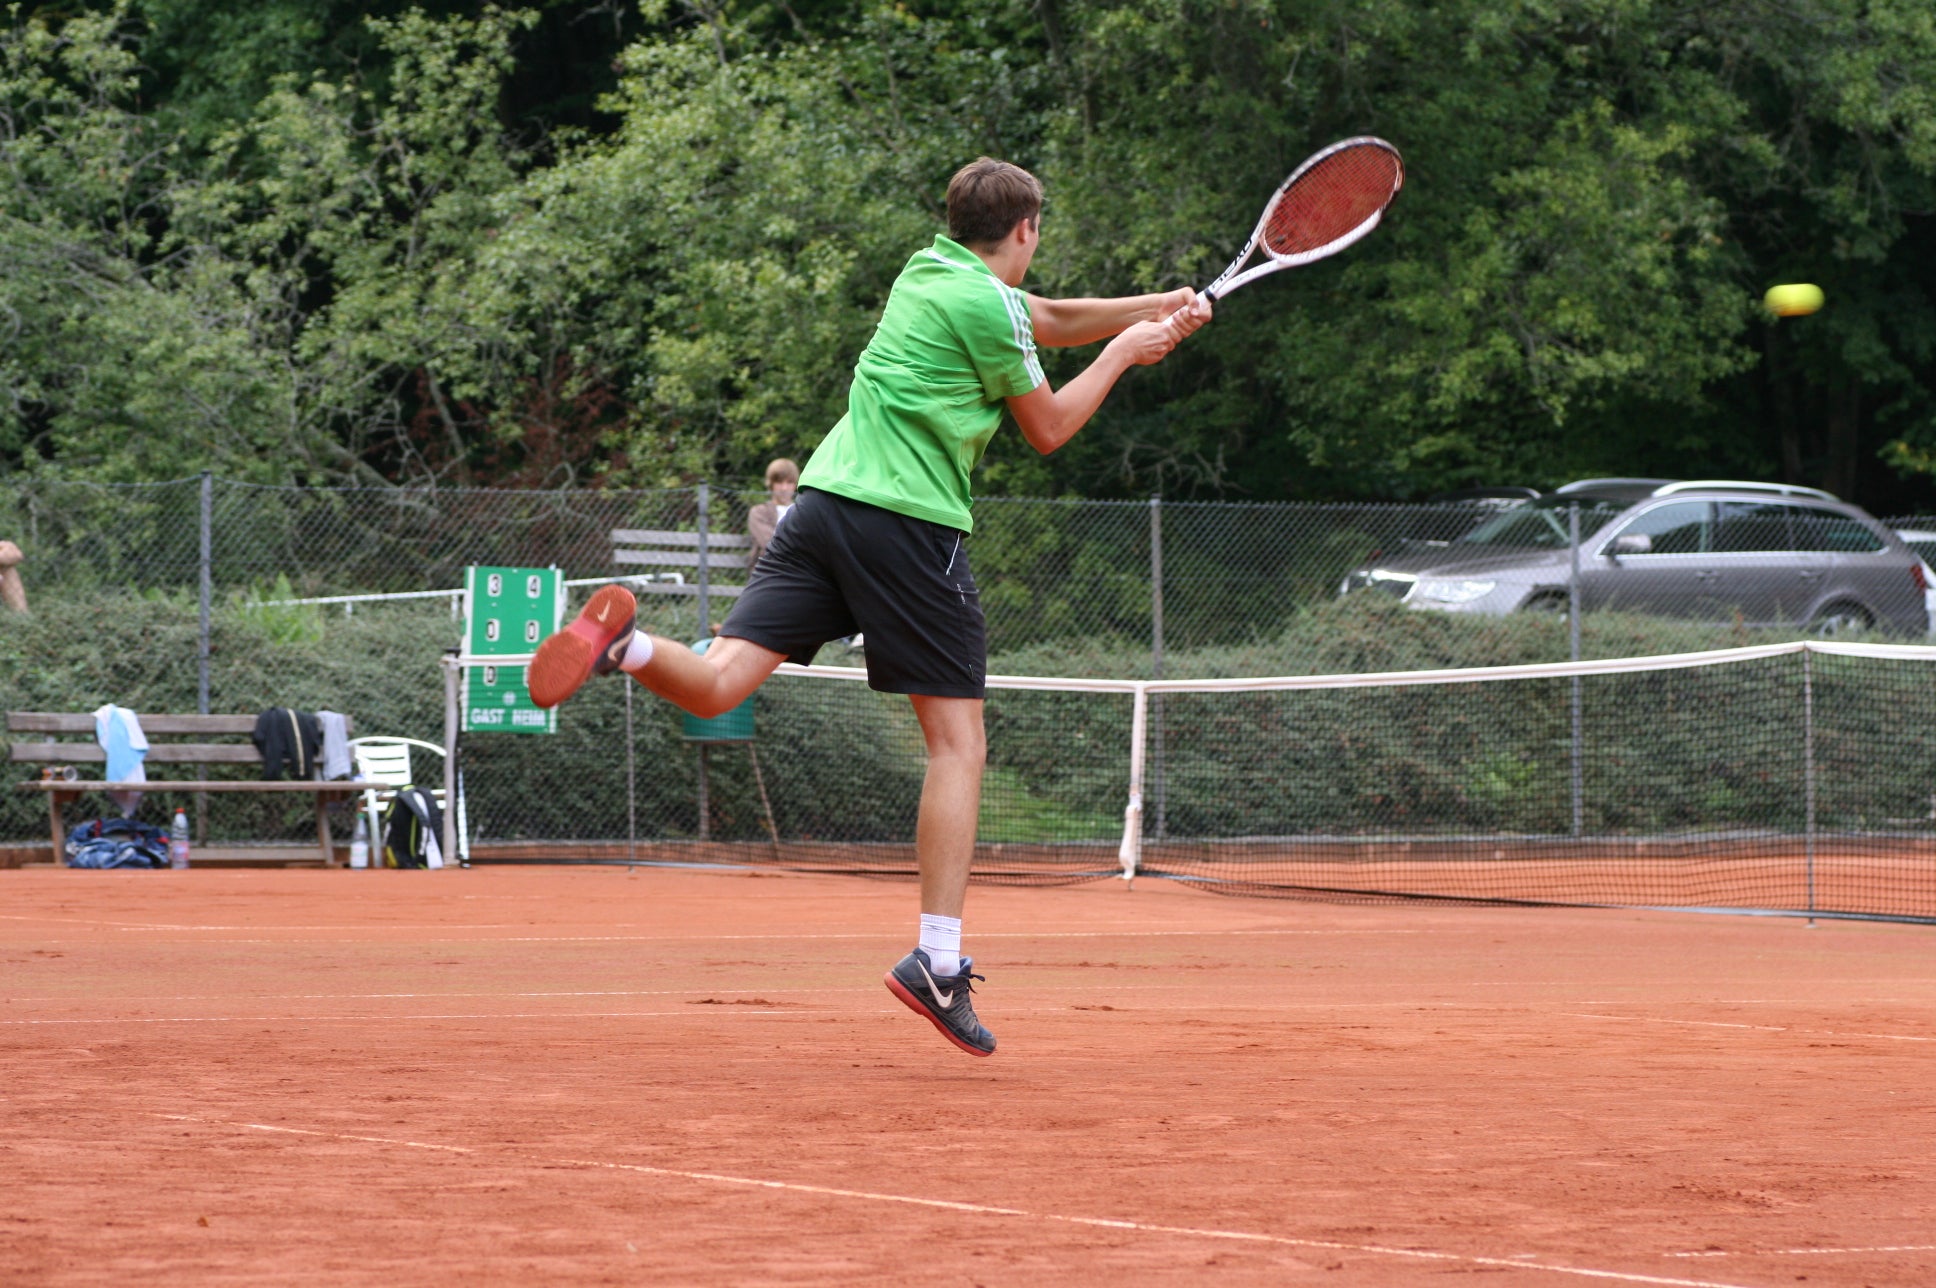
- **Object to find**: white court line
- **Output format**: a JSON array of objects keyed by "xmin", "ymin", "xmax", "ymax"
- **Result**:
[
  {"xmin": 0, "ymin": 1010, "xmax": 808, "ymax": 1025},
  {"xmin": 1669, "ymin": 1245, "xmax": 1936, "ymax": 1258},
  {"xmin": 0, "ymin": 916, "xmax": 1412, "ymax": 939},
  {"xmin": 0, "ymin": 996, "xmax": 1590, "ymax": 1020},
  {"xmin": 1564, "ymin": 1012, "xmax": 1936, "ymax": 1043},
  {"xmin": 1, "ymin": 988, "xmax": 873, "ymax": 1003},
  {"xmin": 0, "ymin": 1002, "xmax": 1448, "ymax": 1026},
  {"xmin": 8, "ymin": 998, "xmax": 1928, "ymax": 1031},
  {"xmin": 0, "ymin": 915, "xmax": 535, "ymax": 932},
  {"xmin": 145, "ymin": 1113, "xmax": 1757, "ymax": 1288},
  {"xmin": 0, "ymin": 987, "xmax": 1448, "ymax": 1006}
]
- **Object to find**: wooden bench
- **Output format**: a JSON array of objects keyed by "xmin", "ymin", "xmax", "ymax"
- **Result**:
[
  {"xmin": 8, "ymin": 712, "xmax": 362, "ymax": 866},
  {"xmin": 611, "ymin": 528, "xmax": 752, "ymax": 600}
]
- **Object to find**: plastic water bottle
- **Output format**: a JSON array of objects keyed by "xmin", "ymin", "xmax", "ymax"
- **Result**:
[
  {"xmin": 349, "ymin": 814, "xmax": 370, "ymax": 870},
  {"xmin": 169, "ymin": 809, "xmax": 191, "ymax": 870}
]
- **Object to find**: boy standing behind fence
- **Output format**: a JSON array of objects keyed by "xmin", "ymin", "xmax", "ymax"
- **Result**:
[{"xmin": 745, "ymin": 459, "xmax": 798, "ymax": 569}]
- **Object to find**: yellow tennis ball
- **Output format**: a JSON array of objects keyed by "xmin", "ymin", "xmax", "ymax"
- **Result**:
[{"xmin": 1764, "ymin": 283, "xmax": 1824, "ymax": 317}]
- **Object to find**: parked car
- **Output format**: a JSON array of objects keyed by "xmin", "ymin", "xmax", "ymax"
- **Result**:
[
  {"xmin": 1339, "ymin": 480, "xmax": 1929, "ymax": 635},
  {"xmin": 1336, "ymin": 488, "xmax": 1543, "ymax": 597},
  {"xmin": 1891, "ymin": 528, "xmax": 1936, "ymax": 635},
  {"xmin": 1427, "ymin": 486, "xmax": 1543, "ymax": 509}
]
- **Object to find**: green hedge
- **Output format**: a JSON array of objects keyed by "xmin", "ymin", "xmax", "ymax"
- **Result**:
[{"xmin": 5, "ymin": 591, "xmax": 1932, "ymax": 846}]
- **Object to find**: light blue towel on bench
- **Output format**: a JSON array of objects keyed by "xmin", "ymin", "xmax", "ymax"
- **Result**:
[{"xmin": 92, "ymin": 704, "xmax": 149, "ymax": 816}]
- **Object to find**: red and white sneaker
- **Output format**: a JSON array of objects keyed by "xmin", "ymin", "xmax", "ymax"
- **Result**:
[{"xmin": 527, "ymin": 584, "xmax": 637, "ymax": 709}]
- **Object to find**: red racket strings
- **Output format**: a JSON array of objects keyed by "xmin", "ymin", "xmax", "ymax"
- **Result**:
[{"xmin": 1263, "ymin": 145, "xmax": 1403, "ymax": 257}]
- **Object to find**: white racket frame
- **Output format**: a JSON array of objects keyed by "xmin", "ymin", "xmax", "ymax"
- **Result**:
[{"xmin": 1202, "ymin": 136, "xmax": 1405, "ymax": 302}]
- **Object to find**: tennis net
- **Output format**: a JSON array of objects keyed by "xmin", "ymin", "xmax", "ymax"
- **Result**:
[{"xmin": 454, "ymin": 640, "xmax": 1936, "ymax": 923}]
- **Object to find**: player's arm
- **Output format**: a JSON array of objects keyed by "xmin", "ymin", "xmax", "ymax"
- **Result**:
[
  {"xmin": 1006, "ymin": 299, "xmax": 1212, "ymax": 456},
  {"xmin": 1026, "ymin": 288, "xmax": 1202, "ymax": 348}
]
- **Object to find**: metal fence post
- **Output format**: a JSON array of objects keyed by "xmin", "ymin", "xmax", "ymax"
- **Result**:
[
  {"xmin": 1149, "ymin": 495, "xmax": 1166, "ymax": 838},
  {"xmin": 198, "ymin": 472, "xmax": 212, "ymax": 715},
  {"xmin": 1569, "ymin": 501, "xmax": 1583, "ymax": 836},
  {"xmin": 696, "ymin": 482, "xmax": 711, "ymax": 639},
  {"xmin": 196, "ymin": 473, "xmax": 213, "ymax": 845}
]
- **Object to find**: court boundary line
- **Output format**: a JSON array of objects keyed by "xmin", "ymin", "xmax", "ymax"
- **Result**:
[
  {"xmin": 145, "ymin": 1112, "xmax": 1760, "ymax": 1288},
  {"xmin": 0, "ymin": 1002, "xmax": 1471, "ymax": 1026},
  {"xmin": 1563, "ymin": 1012, "xmax": 1936, "ymax": 1043},
  {"xmin": 1, "ymin": 1009, "xmax": 810, "ymax": 1025},
  {"xmin": 1667, "ymin": 1244, "xmax": 1936, "ymax": 1259},
  {"xmin": 0, "ymin": 914, "xmax": 1418, "ymax": 938},
  {"xmin": 20, "ymin": 1009, "xmax": 1933, "ymax": 1050}
]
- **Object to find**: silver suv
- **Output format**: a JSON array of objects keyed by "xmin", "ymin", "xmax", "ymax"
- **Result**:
[{"xmin": 1339, "ymin": 479, "xmax": 1929, "ymax": 634}]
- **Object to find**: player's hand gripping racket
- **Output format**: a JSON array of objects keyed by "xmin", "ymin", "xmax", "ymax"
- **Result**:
[{"xmin": 1200, "ymin": 136, "xmax": 1405, "ymax": 303}]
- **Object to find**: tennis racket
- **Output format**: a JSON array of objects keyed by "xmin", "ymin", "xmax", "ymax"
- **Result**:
[{"xmin": 1201, "ymin": 136, "xmax": 1405, "ymax": 302}]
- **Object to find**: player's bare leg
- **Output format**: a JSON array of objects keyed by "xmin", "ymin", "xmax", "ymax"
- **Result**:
[
  {"xmin": 624, "ymin": 634, "xmax": 784, "ymax": 718},
  {"xmin": 909, "ymin": 695, "xmax": 983, "ymax": 919},
  {"xmin": 528, "ymin": 585, "xmax": 782, "ymax": 714},
  {"xmin": 884, "ymin": 694, "xmax": 996, "ymax": 1055}
]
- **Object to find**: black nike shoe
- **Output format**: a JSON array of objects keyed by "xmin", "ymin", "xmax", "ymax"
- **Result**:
[{"xmin": 884, "ymin": 949, "xmax": 995, "ymax": 1056}]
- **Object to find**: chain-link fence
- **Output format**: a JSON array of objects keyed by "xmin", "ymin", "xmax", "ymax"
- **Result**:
[
  {"xmin": 16, "ymin": 475, "xmax": 1928, "ymax": 658},
  {"xmin": 6, "ymin": 475, "xmax": 1934, "ymax": 856}
]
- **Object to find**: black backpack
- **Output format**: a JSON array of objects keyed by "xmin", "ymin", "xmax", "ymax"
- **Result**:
[{"xmin": 381, "ymin": 787, "xmax": 444, "ymax": 869}]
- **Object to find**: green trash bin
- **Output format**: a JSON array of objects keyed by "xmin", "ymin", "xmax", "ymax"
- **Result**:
[{"xmin": 680, "ymin": 637, "xmax": 755, "ymax": 741}]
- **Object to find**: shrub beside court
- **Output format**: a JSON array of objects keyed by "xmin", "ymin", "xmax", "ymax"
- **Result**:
[{"xmin": 5, "ymin": 591, "xmax": 1931, "ymax": 849}]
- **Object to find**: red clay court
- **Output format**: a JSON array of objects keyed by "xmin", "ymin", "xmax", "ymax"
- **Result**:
[{"xmin": 3, "ymin": 864, "xmax": 1933, "ymax": 1286}]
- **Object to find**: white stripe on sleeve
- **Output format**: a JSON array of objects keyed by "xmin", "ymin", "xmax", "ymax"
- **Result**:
[{"xmin": 997, "ymin": 283, "xmax": 1045, "ymax": 390}]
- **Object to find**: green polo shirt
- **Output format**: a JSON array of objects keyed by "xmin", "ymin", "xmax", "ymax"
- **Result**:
[{"xmin": 799, "ymin": 235, "xmax": 1045, "ymax": 532}]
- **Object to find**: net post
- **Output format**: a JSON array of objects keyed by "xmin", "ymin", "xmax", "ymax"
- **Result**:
[
  {"xmin": 441, "ymin": 650, "xmax": 460, "ymax": 870},
  {"xmin": 1119, "ymin": 684, "xmax": 1149, "ymax": 887},
  {"xmin": 1569, "ymin": 502, "xmax": 1584, "ymax": 836},
  {"xmin": 1803, "ymin": 647, "xmax": 1817, "ymax": 926}
]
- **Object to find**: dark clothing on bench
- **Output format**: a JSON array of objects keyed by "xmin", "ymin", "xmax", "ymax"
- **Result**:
[{"xmin": 252, "ymin": 708, "xmax": 321, "ymax": 781}]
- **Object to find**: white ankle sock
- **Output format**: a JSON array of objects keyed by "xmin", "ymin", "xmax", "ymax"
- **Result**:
[
  {"xmin": 620, "ymin": 631, "xmax": 654, "ymax": 672},
  {"xmin": 918, "ymin": 913, "xmax": 962, "ymax": 976}
]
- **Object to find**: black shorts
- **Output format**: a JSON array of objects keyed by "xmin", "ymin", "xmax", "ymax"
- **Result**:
[{"xmin": 719, "ymin": 488, "xmax": 987, "ymax": 698}]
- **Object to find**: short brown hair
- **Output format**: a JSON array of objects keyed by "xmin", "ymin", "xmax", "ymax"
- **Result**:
[
  {"xmin": 764, "ymin": 458, "xmax": 799, "ymax": 486},
  {"xmin": 946, "ymin": 158, "xmax": 1042, "ymax": 247}
]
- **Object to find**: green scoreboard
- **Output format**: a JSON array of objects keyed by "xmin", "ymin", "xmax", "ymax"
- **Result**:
[{"xmin": 463, "ymin": 565, "xmax": 562, "ymax": 734}]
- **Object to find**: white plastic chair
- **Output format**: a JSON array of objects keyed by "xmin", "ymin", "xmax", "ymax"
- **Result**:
[{"xmin": 347, "ymin": 736, "xmax": 467, "ymax": 867}]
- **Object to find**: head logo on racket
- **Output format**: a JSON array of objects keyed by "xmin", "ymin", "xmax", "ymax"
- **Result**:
[{"xmin": 1202, "ymin": 136, "xmax": 1405, "ymax": 303}]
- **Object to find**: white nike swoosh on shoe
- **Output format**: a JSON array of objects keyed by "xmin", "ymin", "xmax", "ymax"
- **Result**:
[
  {"xmin": 916, "ymin": 960, "xmax": 955, "ymax": 1009},
  {"xmin": 595, "ymin": 605, "xmax": 610, "ymax": 622}
]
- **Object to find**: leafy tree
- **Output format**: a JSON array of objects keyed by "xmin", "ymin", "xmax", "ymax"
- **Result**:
[
  {"xmin": 461, "ymin": 6, "xmax": 1051, "ymax": 484},
  {"xmin": 3, "ymin": 0, "xmax": 1935, "ymax": 510},
  {"xmin": 1021, "ymin": 0, "xmax": 1936, "ymax": 501},
  {"xmin": 185, "ymin": 5, "xmax": 541, "ymax": 483},
  {"xmin": 0, "ymin": 4, "xmax": 290, "ymax": 479},
  {"xmin": 1, "ymin": 3, "xmax": 548, "ymax": 484}
]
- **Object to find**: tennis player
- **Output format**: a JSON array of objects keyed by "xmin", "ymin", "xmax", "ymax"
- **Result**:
[{"xmin": 530, "ymin": 157, "xmax": 1209, "ymax": 1056}]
